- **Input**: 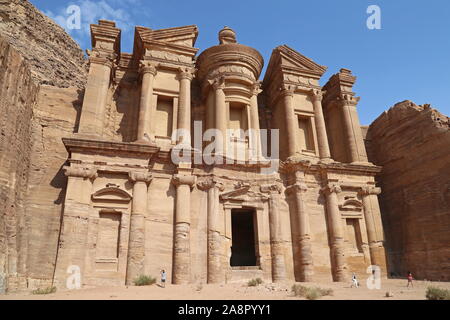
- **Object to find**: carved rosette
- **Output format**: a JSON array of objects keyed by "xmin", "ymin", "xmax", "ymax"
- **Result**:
[
  {"xmin": 172, "ymin": 174, "xmax": 196, "ymax": 188},
  {"xmin": 128, "ymin": 171, "xmax": 153, "ymax": 184},
  {"xmin": 64, "ymin": 166, "xmax": 98, "ymax": 180},
  {"xmin": 139, "ymin": 60, "xmax": 158, "ymax": 76},
  {"xmin": 359, "ymin": 186, "xmax": 382, "ymax": 196}
]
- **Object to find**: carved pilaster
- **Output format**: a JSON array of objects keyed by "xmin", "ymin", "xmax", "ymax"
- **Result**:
[
  {"xmin": 322, "ymin": 182, "xmax": 348, "ymax": 282},
  {"xmin": 172, "ymin": 174, "xmax": 196, "ymax": 284},
  {"xmin": 359, "ymin": 185, "xmax": 386, "ymax": 271},
  {"xmin": 198, "ymin": 177, "xmax": 225, "ymax": 284},
  {"xmin": 261, "ymin": 183, "xmax": 286, "ymax": 282},
  {"xmin": 126, "ymin": 171, "xmax": 152, "ymax": 285}
]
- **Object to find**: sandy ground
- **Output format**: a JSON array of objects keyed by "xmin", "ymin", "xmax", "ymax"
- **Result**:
[{"xmin": 1, "ymin": 278, "xmax": 449, "ymax": 300}]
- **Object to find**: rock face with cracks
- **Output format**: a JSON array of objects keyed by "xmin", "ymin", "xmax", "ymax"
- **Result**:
[{"xmin": 366, "ymin": 101, "xmax": 450, "ymax": 281}]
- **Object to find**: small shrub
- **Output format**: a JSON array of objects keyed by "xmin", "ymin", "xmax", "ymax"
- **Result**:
[
  {"xmin": 426, "ymin": 286, "xmax": 450, "ymax": 300},
  {"xmin": 291, "ymin": 284, "xmax": 333, "ymax": 300},
  {"xmin": 133, "ymin": 275, "xmax": 156, "ymax": 286},
  {"xmin": 305, "ymin": 288, "xmax": 321, "ymax": 300},
  {"xmin": 317, "ymin": 287, "xmax": 334, "ymax": 296},
  {"xmin": 292, "ymin": 284, "xmax": 308, "ymax": 297},
  {"xmin": 248, "ymin": 278, "xmax": 263, "ymax": 287},
  {"xmin": 32, "ymin": 286, "xmax": 57, "ymax": 295}
]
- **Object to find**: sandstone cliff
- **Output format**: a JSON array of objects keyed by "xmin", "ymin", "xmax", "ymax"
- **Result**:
[
  {"xmin": 0, "ymin": 0, "xmax": 87, "ymax": 88},
  {"xmin": 0, "ymin": 35, "xmax": 39, "ymax": 292},
  {"xmin": 367, "ymin": 101, "xmax": 450, "ymax": 280},
  {"xmin": 0, "ymin": 0, "xmax": 86, "ymax": 291}
]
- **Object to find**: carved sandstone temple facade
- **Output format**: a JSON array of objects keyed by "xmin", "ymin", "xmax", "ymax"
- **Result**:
[{"xmin": 53, "ymin": 20, "xmax": 387, "ymax": 287}]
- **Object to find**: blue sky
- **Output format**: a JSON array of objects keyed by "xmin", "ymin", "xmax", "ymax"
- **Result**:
[{"xmin": 30, "ymin": 0, "xmax": 450, "ymax": 125}]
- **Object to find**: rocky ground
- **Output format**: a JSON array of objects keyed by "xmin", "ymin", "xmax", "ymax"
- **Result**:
[{"xmin": 1, "ymin": 279, "xmax": 449, "ymax": 300}]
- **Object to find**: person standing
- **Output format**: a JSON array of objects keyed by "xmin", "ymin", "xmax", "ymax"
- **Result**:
[
  {"xmin": 161, "ymin": 269, "xmax": 167, "ymax": 288},
  {"xmin": 407, "ymin": 271, "xmax": 413, "ymax": 288}
]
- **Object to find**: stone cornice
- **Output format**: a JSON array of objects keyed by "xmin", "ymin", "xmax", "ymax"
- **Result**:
[{"xmin": 63, "ymin": 137, "xmax": 160, "ymax": 156}]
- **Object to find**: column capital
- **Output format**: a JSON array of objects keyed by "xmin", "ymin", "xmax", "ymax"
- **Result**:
[
  {"xmin": 279, "ymin": 84, "xmax": 296, "ymax": 98},
  {"xmin": 322, "ymin": 182, "xmax": 342, "ymax": 195},
  {"xmin": 260, "ymin": 183, "xmax": 282, "ymax": 195},
  {"xmin": 359, "ymin": 185, "xmax": 381, "ymax": 196},
  {"xmin": 87, "ymin": 50, "xmax": 117, "ymax": 68},
  {"xmin": 178, "ymin": 67, "xmax": 196, "ymax": 81},
  {"xmin": 139, "ymin": 60, "xmax": 158, "ymax": 76},
  {"xmin": 337, "ymin": 94, "xmax": 360, "ymax": 107},
  {"xmin": 129, "ymin": 171, "xmax": 153, "ymax": 184},
  {"xmin": 197, "ymin": 177, "xmax": 224, "ymax": 191},
  {"xmin": 64, "ymin": 166, "xmax": 98, "ymax": 180},
  {"xmin": 210, "ymin": 76, "xmax": 226, "ymax": 90},
  {"xmin": 252, "ymin": 81, "xmax": 262, "ymax": 96},
  {"xmin": 172, "ymin": 174, "xmax": 196, "ymax": 188},
  {"xmin": 285, "ymin": 182, "xmax": 308, "ymax": 195},
  {"xmin": 310, "ymin": 89, "xmax": 324, "ymax": 102}
]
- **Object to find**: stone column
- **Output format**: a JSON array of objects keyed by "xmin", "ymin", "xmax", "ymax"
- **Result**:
[
  {"xmin": 310, "ymin": 89, "xmax": 331, "ymax": 160},
  {"xmin": 250, "ymin": 82, "xmax": 262, "ymax": 158},
  {"xmin": 136, "ymin": 61, "xmax": 157, "ymax": 142},
  {"xmin": 54, "ymin": 167, "xmax": 97, "ymax": 287},
  {"xmin": 359, "ymin": 186, "xmax": 387, "ymax": 271},
  {"xmin": 286, "ymin": 181, "xmax": 314, "ymax": 282},
  {"xmin": 212, "ymin": 77, "xmax": 227, "ymax": 154},
  {"xmin": 281, "ymin": 86, "xmax": 298, "ymax": 158},
  {"xmin": 198, "ymin": 178, "xmax": 225, "ymax": 283},
  {"xmin": 339, "ymin": 95, "xmax": 361, "ymax": 163},
  {"xmin": 78, "ymin": 53, "xmax": 115, "ymax": 137},
  {"xmin": 261, "ymin": 184, "xmax": 286, "ymax": 283},
  {"xmin": 126, "ymin": 171, "xmax": 152, "ymax": 285},
  {"xmin": 172, "ymin": 174, "xmax": 196, "ymax": 284},
  {"xmin": 177, "ymin": 68, "xmax": 195, "ymax": 144},
  {"xmin": 322, "ymin": 182, "xmax": 348, "ymax": 282}
]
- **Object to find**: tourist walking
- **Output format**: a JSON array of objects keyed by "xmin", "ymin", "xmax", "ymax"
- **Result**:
[
  {"xmin": 161, "ymin": 269, "xmax": 167, "ymax": 288},
  {"xmin": 351, "ymin": 273, "xmax": 359, "ymax": 288},
  {"xmin": 407, "ymin": 271, "xmax": 413, "ymax": 288}
]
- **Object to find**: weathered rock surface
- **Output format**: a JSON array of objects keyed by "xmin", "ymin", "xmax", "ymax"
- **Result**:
[
  {"xmin": 0, "ymin": 0, "xmax": 87, "ymax": 88},
  {"xmin": 0, "ymin": 34, "xmax": 39, "ymax": 291},
  {"xmin": 367, "ymin": 101, "xmax": 450, "ymax": 280}
]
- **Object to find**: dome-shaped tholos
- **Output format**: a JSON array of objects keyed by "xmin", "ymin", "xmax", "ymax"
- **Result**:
[{"xmin": 196, "ymin": 27, "xmax": 264, "ymax": 84}]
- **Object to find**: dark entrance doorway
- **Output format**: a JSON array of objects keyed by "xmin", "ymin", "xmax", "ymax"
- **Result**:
[{"xmin": 230, "ymin": 209, "xmax": 257, "ymax": 267}]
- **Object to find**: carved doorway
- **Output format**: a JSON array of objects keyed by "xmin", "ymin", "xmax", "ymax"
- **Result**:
[{"xmin": 230, "ymin": 208, "xmax": 258, "ymax": 267}]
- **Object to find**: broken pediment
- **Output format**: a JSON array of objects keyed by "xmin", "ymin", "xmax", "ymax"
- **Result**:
[
  {"xmin": 264, "ymin": 45, "xmax": 327, "ymax": 85},
  {"xmin": 339, "ymin": 199, "xmax": 363, "ymax": 212},
  {"xmin": 92, "ymin": 187, "xmax": 132, "ymax": 203},
  {"xmin": 220, "ymin": 185, "xmax": 269, "ymax": 202}
]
